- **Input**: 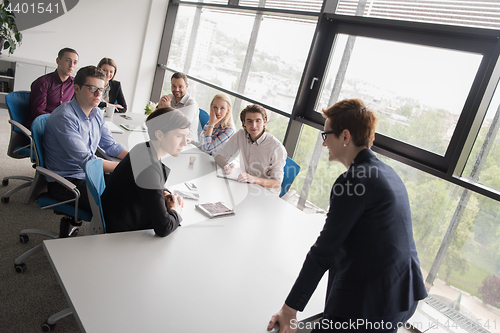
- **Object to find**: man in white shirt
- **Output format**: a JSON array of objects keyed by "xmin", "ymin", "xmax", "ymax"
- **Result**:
[
  {"xmin": 157, "ymin": 72, "xmax": 199, "ymax": 142},
  {"xmin": 214, "ymin": 104, "xmax": 287, "ymax": 195}
]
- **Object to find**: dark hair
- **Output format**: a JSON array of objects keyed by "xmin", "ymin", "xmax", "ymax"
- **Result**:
[
  {"xmin": 146, "ymin": 107, "xmax": 190, "ymax": 140},
  {"xmin": 97, "ymin": 58, "xmax": 118, "ymax": 80},
  {"xmin": 171, "ymin": 72, "xmax": 188, "ymax": 84},
  {"xmin": 322, "ymin": 99, "xmax": 378, "ymax": 148},
  {"xmin": 58, "ymin": 47, "xmax": 78, "ymax": 59},
  {"xmin": 74, "ymin": 66, "xmax": 106, "ymax": 87},
  {"xmin": 240, "ymin": 104, "xmax": 268, "ymax": 133}
]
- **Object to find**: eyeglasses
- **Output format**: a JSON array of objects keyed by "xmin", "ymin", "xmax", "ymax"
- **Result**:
[
  {"xmin": 321, "ymin": 130, "xmax": 339, "ymax": 142},
  {"xmin": 83, "ymin": 84, "xmax": 105, "ymax": 95}
]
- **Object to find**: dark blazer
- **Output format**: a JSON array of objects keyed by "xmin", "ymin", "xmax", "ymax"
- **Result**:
[
  {"xmin": 102, "ymin": 142, "xmax": 181, "ymax": 237},
  {"xmin": 98, "ymin": 80, "xmax": 127, "ymax": 113},
  {"xmin": 286, "ymin": 149, "xmax": 427, "ymax": 318}
]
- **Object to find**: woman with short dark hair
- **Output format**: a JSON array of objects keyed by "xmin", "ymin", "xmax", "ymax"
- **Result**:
[
  {"xmin": 269, "ymin": 99, "xmax": 427, "ymax": 333},
  {"xmin": 102, "ymin": 107, "xmax": 190, "ymax": 237}
]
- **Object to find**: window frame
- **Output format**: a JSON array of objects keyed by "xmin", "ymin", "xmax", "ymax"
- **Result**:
[
  {"xmin": 292, "ymin": 14, "xmax": 500, "ymax": 173},
  {"xmin": 152, "ymin": 0, "xmax": 500, "ymax": 202}
]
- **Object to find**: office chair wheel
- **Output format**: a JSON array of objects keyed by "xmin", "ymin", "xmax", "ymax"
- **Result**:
[
  {"xmin": 1, "ymin": 196, "xmax": 8, "ymax": 203},
  {"xmin": 14, "ymin": 263, "xmax": 27, "ymax": 273},
  {"xmin": 20, "ymin": 234, "xmax": 29, "ymax": 244},
  {"xmin": 41, "ymin": 321, "xmax": 55, "ymax": 332},
  {"xmin": 2, "ymin": 179, "xmax": 8, "ymax": 186}
]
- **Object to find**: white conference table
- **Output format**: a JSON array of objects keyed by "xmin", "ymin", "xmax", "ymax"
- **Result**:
[{"xmin": 43, "ymin": 113, "xmax": 328, "ymax": 333}]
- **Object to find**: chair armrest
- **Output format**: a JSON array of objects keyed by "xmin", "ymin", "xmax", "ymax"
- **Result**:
[
  {"xmin": 9, "ymin": 119, "xmax": 31, "ymax": 138},
  {"xmin": 35, "ymin": 166, "xmax": 82, "ymax": 221},
  {"xmin": 10, "ymin": 119, "xmax": 34, "ymax": 162},
  {"xmin": 35, "ymin": 166, "xmax": 78, "ymax": 192}
]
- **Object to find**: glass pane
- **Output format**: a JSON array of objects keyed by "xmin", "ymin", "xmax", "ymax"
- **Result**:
[
  {"xmin": 200, "ymin": 0, "xmax": 228, "ymax": 4},
  {"xmin": 336, "ymin": 0, "xmax": 500, "ymax": 30},
  {"xmin": 462, "ymin": 80, "xmax": 500, "ymax": 192},
  {"xmin": 291, "ymin": 125, "xmax": 346, "ymax": 212},
  {"xmin": 317, "ymin": 35, "xmax": 482, "ymax": 155},
  {"xmin": 293, "ymin": 123, "xmax": 500, "ymax": 329},
  {"xmin": 166, "ymin": 6, "xmax": 316, "ymax": 113},
  {"xmin": 376, "ymin": 154, "xmax": 500, "ymax": 332},
  {"xmin": 167, "ymin": 6, "xmax": 253, "ymax": 76},
  {"xmin": 228, "ymin": 98, "xmax": 289, "ymax": 143}
]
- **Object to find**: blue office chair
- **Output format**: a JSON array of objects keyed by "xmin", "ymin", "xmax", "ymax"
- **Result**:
[
  {"xmin": 85, "ymin": 158, "xmax": 106, "ymax": 235},
  {"xmin": 14, "ymin": 114, "xmax": 92, "ymax": 273},
  {"xmin": 2, "ymin": 91, "xmax": 33, "ymax": 203},
  {"xmin": 40, "ymin": 159, "xmax": 107, "ymax": 332},
  {"xmin": 280, "ymin": 157, "xmax": 301, "ymax": 198},
  {"xmin": 199, "ymin": 108, "xmax": 209, "ymax": 132}
]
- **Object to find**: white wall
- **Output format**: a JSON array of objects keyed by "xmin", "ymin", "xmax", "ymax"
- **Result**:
[{"xmin": 9, "ymin": 0, "xmax": 169, "ymax": 113}]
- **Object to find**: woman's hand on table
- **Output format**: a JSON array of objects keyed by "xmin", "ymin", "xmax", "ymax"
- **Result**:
[{"xmin": 165, "ymin": 192, "xmax": 184, "ymax": 214}]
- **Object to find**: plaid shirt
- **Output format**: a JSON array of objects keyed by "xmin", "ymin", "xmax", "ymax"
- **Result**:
[{"xmin": 199, "ymin": 124, "xmax": 235, "ymax": 155}]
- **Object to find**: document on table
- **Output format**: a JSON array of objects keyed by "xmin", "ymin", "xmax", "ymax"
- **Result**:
[
  {"xmin": 216, "ymin": 163, "xmax": 245, "ymax": 181},
  {"xmin": 105, "ymin": 121, "xmax": 124, "ymax": 134}
]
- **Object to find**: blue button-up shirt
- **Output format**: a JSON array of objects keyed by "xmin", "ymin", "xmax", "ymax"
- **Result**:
[{"xmin": 43, "ymin": 97, "xmax": 126, "ymax": 180}]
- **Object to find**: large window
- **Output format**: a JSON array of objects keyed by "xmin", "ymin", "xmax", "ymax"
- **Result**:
[
  {"xmin": 317, "ymin": 34, "xmax": 482, "ymax": 155},
  {"xmin": 165, "ymin": 5, "xmax": 316, "ymax": 114}
]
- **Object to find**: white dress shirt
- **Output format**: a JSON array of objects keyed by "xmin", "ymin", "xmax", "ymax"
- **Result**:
[
  {"xmin": 215, "ymin": 129, "xmax": 287, "ymax": 194},
  {"xmin": 168, "ymin": 92, "xmax": 199, "ymax": 141}
]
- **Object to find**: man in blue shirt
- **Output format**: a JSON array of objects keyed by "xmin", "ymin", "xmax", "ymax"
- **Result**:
[{"xmin": 43, "ymin": 66, "xmax": 128, "ymax": 211}]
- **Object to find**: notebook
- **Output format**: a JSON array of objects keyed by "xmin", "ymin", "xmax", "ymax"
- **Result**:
[{"xmin": 195, "ymin": 202, "xmax": 234, "ymax": 218}]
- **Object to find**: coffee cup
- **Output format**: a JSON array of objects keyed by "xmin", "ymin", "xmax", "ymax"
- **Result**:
[{"xmin": 104, "ymin": 106, "xmax": 115, "ymax": 120}]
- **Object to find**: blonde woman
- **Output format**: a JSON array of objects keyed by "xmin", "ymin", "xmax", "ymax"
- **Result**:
[{"xmin": 199, "ymin": 93, "xmax": 235, "ymax": 154}]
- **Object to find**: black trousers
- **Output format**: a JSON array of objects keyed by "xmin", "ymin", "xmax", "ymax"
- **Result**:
[
  {"xmin": 47, "ymin": 174, "xmax": 111, "ymax": 212},
  {"xmin": 311, "ymin": 301, "xmax": 419, "ymax": 333}
]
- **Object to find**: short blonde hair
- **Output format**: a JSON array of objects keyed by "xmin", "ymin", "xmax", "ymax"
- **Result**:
[{"xmin": 211, "ymin": 93, "xmax": 234, "ymax": 128}]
